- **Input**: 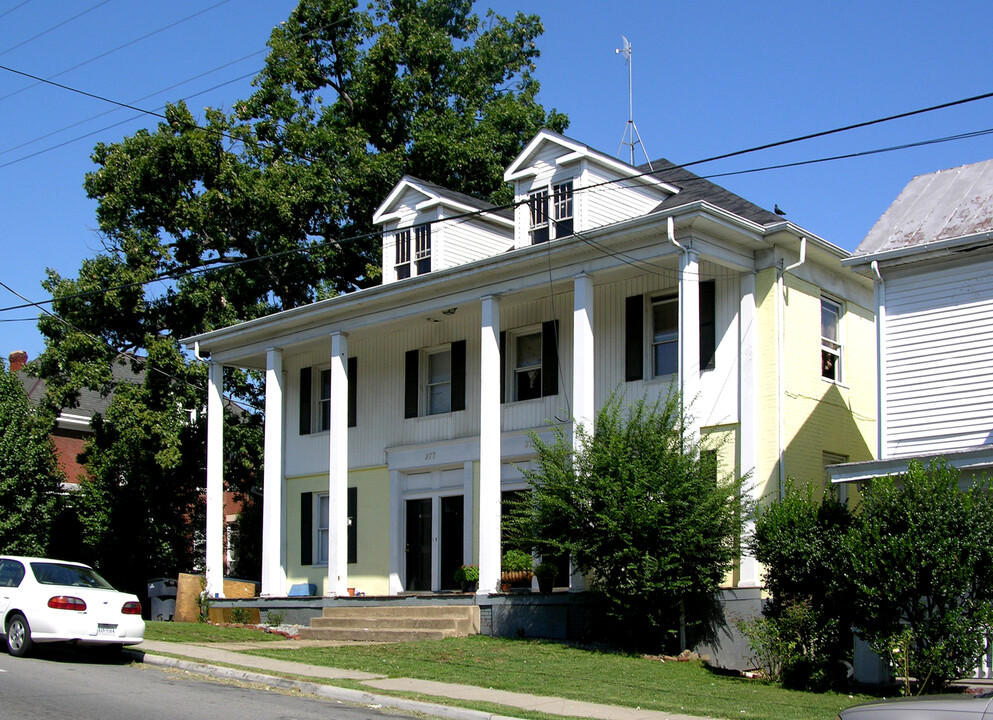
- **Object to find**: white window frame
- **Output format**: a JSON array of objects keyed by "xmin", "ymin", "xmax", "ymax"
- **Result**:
[
  {"xmin": 821, "ymin": 296, "xmax": 843, "ymax": 383},
  {"xmin": 414, "ymin": 224, "xmax": 431, "ymax": 275},
  {"xmin": 509, "ymin": 326, "xmax": 543, "ymax": 402},
  {"xmin": 394, "ymin": 228, "xmax": 411, "ymax": 279},
  {"xmin": 528, "ymin": 189, "xmax": 549, "ymax": 244},
  {"xmin": 315, "ymin": 492, "xmax": 330, "ymax": 566},
  {"xmin": 552, "ymin": 180, "xmax": 573, "ymax": 237},
  {"xmin": 651, "ymin": 293, "xmax": 679, "ymax": 377},
  {"xmin": 823, "ymin": 451, "xmax": 849, "ymax": 505},
  {"xmin": 317, "ymin": 366, "xmax": 331, "ymax": 432},
  {"xmin": 528, "ymin": 179, "xmax": 574, "ymax": 245},
  {"xmin": 424, "ymin": 346, "xmax": 453, "ymax": 416}
]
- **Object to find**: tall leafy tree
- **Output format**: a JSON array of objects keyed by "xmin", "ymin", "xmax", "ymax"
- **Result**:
[
  {"xmin": 38, "ymin": 0, "xmax": 566, "ymax": 590},
  {"xmin": 0, "ymin": 361, "xmax": 64, "ymax": 555}
]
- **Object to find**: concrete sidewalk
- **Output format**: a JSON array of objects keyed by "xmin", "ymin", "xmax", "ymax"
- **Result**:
[{"xmin": 135, "ymin": 640, "xmax": 711, "ymax": 720}]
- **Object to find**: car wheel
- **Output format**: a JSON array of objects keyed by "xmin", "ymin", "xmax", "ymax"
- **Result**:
[
  {"xmin": 6, "ymin": 614, "xmax": 33, "ymax": 658},
  {"xmin": 97, "ymin": 643, "xmax": 123, "ymax": 660}
]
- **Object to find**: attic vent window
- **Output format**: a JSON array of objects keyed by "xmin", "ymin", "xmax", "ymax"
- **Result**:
[
  {"xmin": 529, "ymin": 189, "xmax": 549, "ymax": 244},
  {"xmin": 414, "ymin": 224, "xmax": 431, "ymax": 275},
  {"xmin": 395, "ymin": 229, "xmax": 411, "ymax": 279}
]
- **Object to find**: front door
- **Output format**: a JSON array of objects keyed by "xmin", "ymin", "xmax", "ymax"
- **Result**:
[
  {"xmin": 405, "ymin": 498, "xmax": 432, "ymax": 591},
  {"xmin": 440, "ymin": 495, "xmax": 464, "ymax": 590}
]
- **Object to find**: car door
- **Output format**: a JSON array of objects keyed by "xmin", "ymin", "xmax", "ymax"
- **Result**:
[{"xmin": 0, "ymin": 558, "xmax": 27, "ymax": 618}]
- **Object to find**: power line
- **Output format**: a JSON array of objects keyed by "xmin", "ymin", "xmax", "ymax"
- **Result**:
[
  {"xmin": 0, "ymin": 0, "xmax": 111, "ymax": 58},
  {"xmin": 0, "ymin": 0, "xmax": 32, "ymax": 21},
  {"xmin": 0, "ymin": 0, "xmax": 233, "ymax": 105}
]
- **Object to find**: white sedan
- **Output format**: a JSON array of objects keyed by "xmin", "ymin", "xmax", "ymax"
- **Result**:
[{"xmin": 0, "ymin": 556, "xmax": 145, "ymax": 657}]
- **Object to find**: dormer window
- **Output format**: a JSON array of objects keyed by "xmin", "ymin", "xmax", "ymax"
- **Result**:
[
  {"xmin": 529, "ymin": 189, "xmax": 549, "ymax": 244},
  {"xmin": 553, "ymin": 181, "xmax": 573, "ymax": 237},
  {"xmin": 395, "ymin": 229, "xmax": 411, "ymax": 279},
  {"xmin": 528, "ymin": 181, "xmax": 573, "ymax": 245},
  {"xmin": 415, "ymin": 224, "xmax": 431, "ymax": 275}
]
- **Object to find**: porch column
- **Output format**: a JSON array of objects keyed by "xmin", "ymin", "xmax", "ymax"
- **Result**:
[
  {"xmin": 572, "ymin": 273, "xmax": 595, "ymax": 438},
  {"xmin": 261, "ymin": 347, "xmax": 285, "ymax": 596},
  {"xmin": 205, "ymin": 361, "xmax": 225, "ymax": 598},
  {"xmin": 738, "ymin": 272, "xmax": 761, "ymax": 587},
  {"xmin": 328, "ymin": 331, "xmax": 349, "ymax": 596},
  {"xmin": 679, "ymin": 248, "xmax": 700, "ymax": 441},
  {"xmin": 478, "ymin": 294, "xmax": 502, "ymax": 595}
]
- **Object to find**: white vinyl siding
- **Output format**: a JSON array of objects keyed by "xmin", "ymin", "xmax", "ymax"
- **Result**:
[{"xmin": 883, "ymin": 257, "xmax": 993, "ymax": 457}]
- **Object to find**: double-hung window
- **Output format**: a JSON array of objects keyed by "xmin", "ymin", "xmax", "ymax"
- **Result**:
[
  {"xmin": 651, "ymin": 295, "xmax": 679, "ymax": 376},
  {"xmin": 528, "ymin": 189, "xmax": 549, "ymax": 244},
  {"xmin": 426, "ymin": 348, "xmax": 452, "ymax": 415},
  {"xmin": 303, "ymin": 488, "xmax": 358, "ymax": 566},
  {"xmin": 318, "ymin": 368, "xmax": 332, "ymax": 432},
  {"xmin": 514, "ymin": 331, "xmax": 543, "ymax": 401},
  {"xmin": 414, "ymin": 224, "xmax": 431, "ymax": 275},
  {"xmin": 821, "ymin": 296, "xmax": 843, "ymax": 382},
  {"xmin": 395, "ymin": 229, "xmax": 411, "ymax": 279},
  {"xmin": 552, "ymin": 181, "xmax": 573, "ymax": 237},
  {"xmin": 299, "ymin": 360, "xmax": 357, "ymax": 434}
]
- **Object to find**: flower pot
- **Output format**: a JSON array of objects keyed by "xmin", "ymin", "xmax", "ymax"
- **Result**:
[
  {"xmin": 536, "ymin": 574, "xmax": 555, "ymax": 593},
  {"xmin": 500, "ymin": 570, "xmax": 533, "ymax": 584},
  {"xmin": 460, "ymin": 581, "xmax": 477, "ymax": 593}
]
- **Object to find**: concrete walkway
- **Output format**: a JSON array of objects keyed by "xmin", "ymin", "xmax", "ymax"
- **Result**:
[{"xmin": 135, "ymin": 640, "xmax": 713, "ymax": 720}]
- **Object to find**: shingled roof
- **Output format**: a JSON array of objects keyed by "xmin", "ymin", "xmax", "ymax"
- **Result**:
[{"xmin": 641, "ymin": 158, "xmax": 783, "ymax": 226}]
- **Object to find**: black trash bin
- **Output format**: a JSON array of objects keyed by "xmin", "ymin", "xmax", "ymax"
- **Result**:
[{"xmin": 146, "ymin": 577, "xmax": 178, "ymax": 621}]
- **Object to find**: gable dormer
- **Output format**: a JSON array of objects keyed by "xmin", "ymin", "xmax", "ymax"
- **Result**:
[
  {"xmin": 504, "ymin": 130, "xmax": 680, "ymax": 249},
  {"xmin": 373, "ymin": 176, "xmax": 514, "ymax": 284}
]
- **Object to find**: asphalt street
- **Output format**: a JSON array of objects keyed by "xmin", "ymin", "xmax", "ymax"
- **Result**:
[{"xmin": 0, "ymin": 644, "xmax": 418, "ymax": 720}]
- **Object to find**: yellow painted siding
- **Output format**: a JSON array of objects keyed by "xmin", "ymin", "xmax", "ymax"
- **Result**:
[
  {"xmin": 754, "ymin": 267, "xmax": 781, "ymax": 502},
  {"xmin": 701, "ymin": 424, "xmax": 742, "ymax": 588},
  {"xmin": 284, "ymin": 467, "xmax": 392, "ymax": 596},
  {"xmin": 781, "ymin": 274, "xmax": 875, "ymax": 495}
]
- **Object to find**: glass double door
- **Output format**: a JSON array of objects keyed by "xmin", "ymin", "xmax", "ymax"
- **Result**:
[{"xmin": 405, "ymin": 495, "xmax": 464, "ymax": 592}]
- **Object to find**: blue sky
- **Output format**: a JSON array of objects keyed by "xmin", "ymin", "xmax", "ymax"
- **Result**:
[{"xmin": 3, "ymin": 0, "xmax": 993, "ymax": 361}]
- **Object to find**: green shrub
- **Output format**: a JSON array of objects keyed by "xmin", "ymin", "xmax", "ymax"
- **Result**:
[
  {"xmin": 265, "ymin": 609, "xmax": 286, "ymax": 627},
  {"xmin": 846, "ymin": 459, "xmax": 993, "ymax": 693},
  {"xmin": 502, "ymin": 549, "xmax": 532, "ymax": 572},
  {"xmin": 229, "ymin": 606, "xmax": 252, "ymax": 624},
  {"xmin": 454, "ymin": 564, "xmax": 479, "ymax": 583},
  {"xmin": 533, "ymin": 562, "xmax": 558, "ymax": 578},
  {"xmin": 751, "ymin": 481, "xmax": 853, "ymax": 690}
]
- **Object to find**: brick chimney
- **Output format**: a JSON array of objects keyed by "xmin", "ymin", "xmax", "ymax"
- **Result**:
[{"xmin": 8, "ymin": 350, "xmax": 27, "ymax": 372}]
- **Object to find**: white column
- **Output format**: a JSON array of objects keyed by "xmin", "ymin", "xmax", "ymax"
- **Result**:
[
  {"xmin": 737, "ymin": 272, "xmax": 761, "ymax": 587},
  {"xmin": 478, "ymin": 294, "xmax": 502, "ymax": 595},
  {"xmin": 328, "ymin": 331, "xmax": 349, "ymax": 597},
  {"xmin": 572, "ymin": 273, "xmax": 595, "ymax": 439},
  {"xmin": 388, "ymin": 469, "xmax": 404, "ymax": 595},
  {"xmin": 679, "ymin": 249, "xmax": 701, "ymax": 441},
  {"xmin": 261, "ymin": 347, "xmax": 285, "ymax": 596},
  {"xmin": 205, "ymin": 361, "xmax": 225, "ymax": 598}
]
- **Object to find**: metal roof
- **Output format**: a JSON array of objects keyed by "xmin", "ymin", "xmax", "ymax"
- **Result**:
[{"xmin": 853, "ymin": 158, "xmax": 993, "ymax": 259}]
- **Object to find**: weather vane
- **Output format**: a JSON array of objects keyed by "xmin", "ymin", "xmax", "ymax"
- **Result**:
[{"xmin": 616, "ymin": 36, "xmax": 652, "ymax": 170}]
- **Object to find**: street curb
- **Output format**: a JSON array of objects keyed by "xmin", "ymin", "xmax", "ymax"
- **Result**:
[{"xmin": 137, "ymin": 651, "xmax": 523, "ymax": 720}]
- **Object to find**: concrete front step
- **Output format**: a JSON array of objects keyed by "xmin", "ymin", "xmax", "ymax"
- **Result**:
[
  {"xmin": 298, "ymin": 626, "xmax": 459, "ymax": 642},
  {"xmin": 310, "ymin": 616, "xmax": 473, "ymax": 632},
  {"xmin": 299, "ymin": 604, "xmax": 480, "ymax": 643}
]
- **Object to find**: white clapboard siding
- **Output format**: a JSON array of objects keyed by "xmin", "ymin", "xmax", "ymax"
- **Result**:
[{"xmin": 884, "ymin": 256, "xmax": 993, "ymax": 456}]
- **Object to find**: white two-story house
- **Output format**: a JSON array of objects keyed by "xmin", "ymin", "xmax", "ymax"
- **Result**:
[
  {"xmin": 830, "ymin": 158, "xmax": 993, "ymax": 486},
  {"xmin": 184, "ymin": 129, "xmax": 875, "ymax": 601}
]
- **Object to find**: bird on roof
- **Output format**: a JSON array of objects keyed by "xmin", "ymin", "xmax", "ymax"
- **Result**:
[{"xmin": 774, "ymin": 204, "xmax": 786, "ymax": 216}]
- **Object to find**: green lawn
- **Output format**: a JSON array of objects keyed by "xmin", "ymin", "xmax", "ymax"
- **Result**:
[
  {"xmin": 237, "ymin": 635, "xmax": 881, "ymax": 720},
  {"xmin": 145, "ymin": 620, "xmax": 289, "ymax": 643}
]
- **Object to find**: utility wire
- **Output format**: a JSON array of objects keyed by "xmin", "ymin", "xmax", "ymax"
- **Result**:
[
  {"xmin": 0, "ymin": 0, "xmax": 32, "ymax": 21},
  {"xmin": 0, "ymin": 0, "xmax": 111, "ymax": 58},
  {"xmin": 3, "ymin": 118, "xmax": 993, "ymax": 315},
  {"xmin": 0, "ymin": 0, "xmax": 233, "ymax": 105}
]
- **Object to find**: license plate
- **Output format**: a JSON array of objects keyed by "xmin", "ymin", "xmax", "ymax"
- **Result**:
[{"xmin": 97, "ymin": 624, "xmax": 117, "ymax": 635}]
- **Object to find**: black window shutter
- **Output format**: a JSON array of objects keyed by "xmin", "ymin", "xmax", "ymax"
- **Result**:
[
  {"xmin": 347, "ymin": 356, "xmax": 357, "ymax": 427},
  {"xmin": 299, "ymin": 367, "xmax": 312, "ymax": 434},
  {"xmin": 700, "ymin": 280, "xmax": 716, "ymax": 371},
  {"xmin": 451, "ymin": 340, "xmax": 466, "ymax": 412},
  {"xmin": 499, "ymin": 331, "xmax": 506, "ymax": 404},
  {"xmin": 542, "ymin": 319, "xmax": 559, "ymax": 397},
  {"xmin": 404, "ymin": 349, "xmax": 419, "ymax": 418},
  {"xmin": 300, "ymin": 492, "xmax": 313, "ymax": 566},
  {"xmin": 347, "ymin": 487, "xmax": 357, "ymax": 564},
  {"xmin": 625, "ymin": 295, "xmax": 644, "ymax": 382}
]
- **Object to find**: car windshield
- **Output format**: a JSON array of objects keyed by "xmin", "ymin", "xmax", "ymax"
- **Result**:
[{"xmin": 30, "ymin": 562, "xmax": 115, "ymax": 590}]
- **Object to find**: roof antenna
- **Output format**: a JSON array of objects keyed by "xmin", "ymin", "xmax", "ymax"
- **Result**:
[{"xmin": 616, "ymin": 36, "xmax": 653, "ymax": 170}]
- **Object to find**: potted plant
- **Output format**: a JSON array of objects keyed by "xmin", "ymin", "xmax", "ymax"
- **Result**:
[
  {"xmin": 533, "ymin": 561, "xmax": 558, "ymax": 593},
  {"xmin": 501, "ymin": 549, "xmax": 534, "ymax": 588},
  {"xmin": 453, "ymin": 564, "xmax": 478, "ymax": 592}
]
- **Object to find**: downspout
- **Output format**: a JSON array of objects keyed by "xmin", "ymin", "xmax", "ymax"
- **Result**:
[
  {"xmin": 667, "ymin": 216, "xmax": 687, "ymax": 433},
  {"xmin": 871, "ymin": 260, "xmax": 886, "ymax": 459},
  {"xmin": 777, "ymin": 237, "xmax": 806, "ymax": 498}
]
